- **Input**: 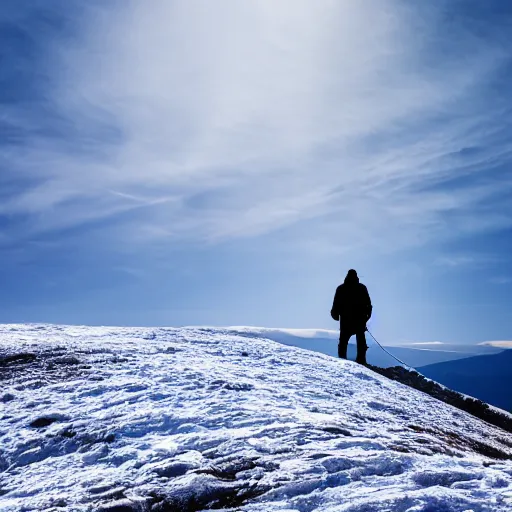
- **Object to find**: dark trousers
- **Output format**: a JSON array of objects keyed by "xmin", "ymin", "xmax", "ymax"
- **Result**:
[{"xmin": 338, "ymin": 330, "xmax": 368, "ymax": 364}]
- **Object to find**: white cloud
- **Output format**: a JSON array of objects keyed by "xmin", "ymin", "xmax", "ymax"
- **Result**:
[
  {"xmin": 479, "ymin": 341, "xmax": 512, "ymax": 348},
  {"xmin": 4, "ymin": 0, "xmax": 512, "ymax": 252},
  {"xmin": 434, "ymin": 254, "xmax": 502, "ymax": 269},
  {"xmin": 435, "ymin": 256, "xmax": 477, "ymax": 268},
  {"xmin": 407, "ymin": 341, "xmax": 445, "ymax": 346}
]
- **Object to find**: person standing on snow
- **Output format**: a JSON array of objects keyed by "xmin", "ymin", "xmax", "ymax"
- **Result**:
[{"xmin": 331, "ymin": 269, "xmax": 372, "ymax": 365}]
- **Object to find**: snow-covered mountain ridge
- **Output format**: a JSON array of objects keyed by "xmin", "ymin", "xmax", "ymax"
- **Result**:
[{"xmin": 1, "ymin": 324, "xmax": 512, "ymax": 511}]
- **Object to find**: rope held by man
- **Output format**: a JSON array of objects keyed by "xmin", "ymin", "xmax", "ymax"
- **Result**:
[{"xmin": 365, "ymin": 328, "xmax": 414, "ymax": 370}]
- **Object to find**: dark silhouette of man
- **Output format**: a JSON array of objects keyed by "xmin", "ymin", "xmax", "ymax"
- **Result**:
[{"xmin": 331, "ymin": 269, "xmax": 372, "ymax": 364}]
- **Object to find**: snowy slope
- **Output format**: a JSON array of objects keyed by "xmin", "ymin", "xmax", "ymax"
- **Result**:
[{"xmin": 1, "ymin": 324, "xmax": 512, "ymax": 512}]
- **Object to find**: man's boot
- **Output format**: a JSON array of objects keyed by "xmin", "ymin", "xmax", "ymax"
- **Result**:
[
  {"xmin": 338, "ymin": 341, "xmax": 348, "ymax": 359},
  {"xmin": 355, "ymin": 344, "xmax": 368, "ymax": 365}
]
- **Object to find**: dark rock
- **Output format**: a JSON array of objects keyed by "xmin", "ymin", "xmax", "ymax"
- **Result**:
[
  {"xmin": 30, "ymin": 416, "xmax": 59, "ymax": 428},
  {"xmin": 61, "ymin": 429, "xmax": 77, "ymax": 438},
  {"xmin": 308, "ymin": 453, "xmax": 334, "ymax": 460},
  {"xmin": 91, "ymin": 487, "xmax": 126, "ymax": 501},
  {"xmin": 322, "ymin": 426, "xmax": 352, "ymax": 436},
  {"xmin": 90, "ymin": 484, "xmax": 118, "ymax": 495},
  {"xmin": 194, "ymin": 458, "xmax": 259, "ymax": 481},
  {"xmin": 223, "ymin": 382, "xmax": 253, "ymax": 391},
  {"xmin": 0, "ymin": 353, "xmax": 37, "ymax": 366},
  {"xmin": 53, "ymin": 355, "xmax": 81, "ymax": 365},
  {"xmin": 149, "ymin": 481, "xmax": 267, "ymax": 511},
  {"xmin": 153, "ymin": 462, "xmax": 191, "ymax": 478},
  {"xmin": 96, "ymin": 498, "xmax": 147, "ymax": 512}
]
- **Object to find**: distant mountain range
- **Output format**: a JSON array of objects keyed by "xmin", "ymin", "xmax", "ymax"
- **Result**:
[{"xmin": 419, "ymin": 349, "xmax": 512, "ymax": 412}]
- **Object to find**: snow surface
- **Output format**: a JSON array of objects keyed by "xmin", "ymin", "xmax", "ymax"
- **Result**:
[{"xmin": 1, "ymin": 324, "xmax": 512, "ymax": 511}]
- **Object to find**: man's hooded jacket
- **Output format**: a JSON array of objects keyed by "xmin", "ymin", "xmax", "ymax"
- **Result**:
[{"xmin": 331, "ymin": 270, "xmax": 372, "ymax": 333}]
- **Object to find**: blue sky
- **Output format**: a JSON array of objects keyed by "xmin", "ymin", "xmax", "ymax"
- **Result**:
[{"xmin": 1, "ymin": 0, "xmax": 512, "ymax": 345}]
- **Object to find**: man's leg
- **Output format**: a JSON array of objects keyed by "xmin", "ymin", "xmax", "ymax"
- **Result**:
[
  {"xmin": 338, "ymin": 330, "xmax": 351, "ymax": 359},
  {"xmin": 355, "ymin": 331, "xmax": 368, "ymax": 364}
]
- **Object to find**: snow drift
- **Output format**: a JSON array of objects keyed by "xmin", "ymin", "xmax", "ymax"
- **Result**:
[{"xmin": 1, "ymin": 324, "xmax": 511, "ymax": 511}]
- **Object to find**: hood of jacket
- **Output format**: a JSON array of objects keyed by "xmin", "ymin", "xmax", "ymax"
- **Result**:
[{"xmin": 344, "ymin": 269, "xmax": 359, "ymax": 285}]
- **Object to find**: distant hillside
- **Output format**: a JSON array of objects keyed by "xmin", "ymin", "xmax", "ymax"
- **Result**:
[{"xmin": 419, "ymin": 349, "xmax": 512, "ymax": 412}]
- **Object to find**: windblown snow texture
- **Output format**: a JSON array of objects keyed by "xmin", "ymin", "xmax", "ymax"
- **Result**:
[{"xmin": 1, "ymin": 324, "xmax": 512, "ymax": 511}]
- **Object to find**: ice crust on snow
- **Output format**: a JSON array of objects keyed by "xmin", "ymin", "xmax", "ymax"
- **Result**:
[{"xmin": 0, "ymin": 324, "xmax": 511, "ymax": 511}]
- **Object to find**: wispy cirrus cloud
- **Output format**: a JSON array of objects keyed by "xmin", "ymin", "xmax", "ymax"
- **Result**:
[
  {"xmin": 2, "ymin": 0, "xmax": 512, "ymax": 253},
  {"xmin": 434, "ymin": 253, "xmax": 504, "ymax": 269}
]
